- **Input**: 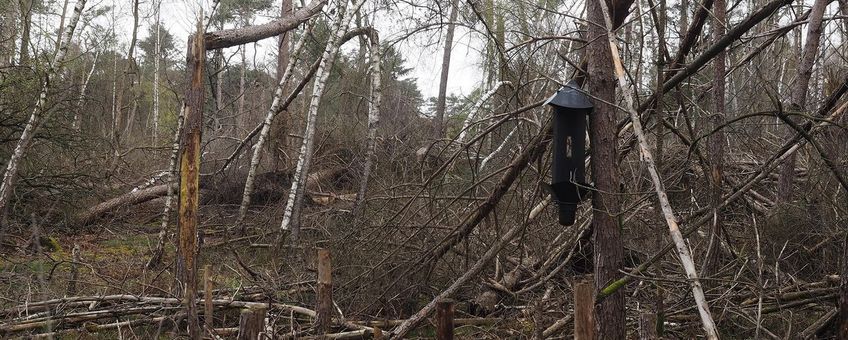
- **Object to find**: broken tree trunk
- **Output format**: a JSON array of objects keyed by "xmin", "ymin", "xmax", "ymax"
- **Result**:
[
  {"xmin": 204, "ymin": 0, "xmax": 326, "ymax": 50},
  {"xmin": 597, "ymin": 0, "xmax": 718, "ymax": 337},
  {"xmin": 0, "ymin": 0, "xmax": 87, "ymax": 228},
  {"xmin": 178, "ymin": 23, "xmax": 206, "ymax": 340}
]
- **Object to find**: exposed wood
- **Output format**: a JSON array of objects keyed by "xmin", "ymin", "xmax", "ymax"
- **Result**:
[
  {"xmin": 435, "ymin": 299, "xmax": 454, "ymax": 340},
  {"xmin": 237, "ymin": 307, "xmax": 267, "ymax": 340},
  {"xmin": 316, "ymin": 248, "xmax": 333, "ymax": 334},
  {"xmin": 178, "ymin": 23, "xmax": 206, "ymax": 340},
  {"xmin": 573, "ymin": 276, "xmax": 595, "ymax": 340}
]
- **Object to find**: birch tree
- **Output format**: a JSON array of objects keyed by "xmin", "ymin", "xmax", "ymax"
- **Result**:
[
  {"xmin": 0, "ymin": 0, "xmax": 87, "ymax": 226},
  {"xmin": 236, "ymin": 26, "xmax": 311, "ymax": 228},
  {"xmin": 280, "ymin": 0, "xmax": 366, "ymax": 241},
  {"xmin": 353, "ymin": 28, "xmax": 382, "ymax": 214}
]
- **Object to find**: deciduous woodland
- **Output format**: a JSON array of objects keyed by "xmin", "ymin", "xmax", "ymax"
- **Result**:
[{"xmin": 1, "ymin": 0, "xmax": 848, "ymax": 338}]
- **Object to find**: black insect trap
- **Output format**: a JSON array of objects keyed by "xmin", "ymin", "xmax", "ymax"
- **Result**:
[{"xmin": 545, "ymin": 80, "xmax": 593, "ymax": 226}]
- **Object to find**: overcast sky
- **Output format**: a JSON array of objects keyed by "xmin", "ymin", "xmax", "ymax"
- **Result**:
[{"xmin": 95, "ymin": 0, "xmax": 485, "ymax": 100}]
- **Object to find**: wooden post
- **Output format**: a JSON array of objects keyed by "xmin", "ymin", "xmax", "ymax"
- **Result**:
[
  {"xmin": 177, "ymin": 22, "xmax": 206, "ymax": 340},
  {"xmin": 639, "ymin": 312, "xmax": 658, "ymax": 340},
  {"xmin": 436, "ymin": 299, "xmax": 455, "ymax": 340},
  {"xmin": 316, "ymin": 248, "xmax": 333, "ymax": 334},
  {"xmin": 573, "ymin": 276, "xmax": 595, "ymax": 340},
  {"xmin": 204, "ymin": 264, "xmax": 213, "ymax": 334},
  {"xmin": 237, "ymin": 307, "xmax": 267, "ymax": 340},
  {"xmin": 67, "ymin": 243, "xmax": 80, "ymax": 295}
]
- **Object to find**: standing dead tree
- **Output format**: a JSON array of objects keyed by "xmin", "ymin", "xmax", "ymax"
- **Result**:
[{"xmin": 0, "ymin": 0, "xmax": 87, "ymax": 227}]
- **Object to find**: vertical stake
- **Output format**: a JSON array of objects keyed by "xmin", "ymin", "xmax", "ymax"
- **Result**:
[
  {"xmin": 316, "ymin": 248, "xmax": 333, "ymax": 334},
  {"xmin": 204, "ymin": 264, "xmax": 213, "ymax": 334},
  {"xmin": 574, "ymin": 275, "xmax": 595, "ymax": 340},
  {"xmin": 436, "ymin": 299, "xmax": 455, "ymax": 340},
  {"xmin": 237, "ymin": 307, "xmax": 267, "ymax": 340}
]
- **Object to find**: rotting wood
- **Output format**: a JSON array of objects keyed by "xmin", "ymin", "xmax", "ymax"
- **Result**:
[
  {"xmin": 573, "ymin": 276, "xmax": 595, "ymax": 340},
  {"xmin": 177, "ymin": 21, "xmax": 206, "ymax": 340},
  {"xmin": 316, "ymin": 248, "xmax": 333, "ymax": 334},
  {"xmin": 435, "ymin": 299, "xmax": 454, "ymax": 340},
  {"xmin": 237, "ymin": 307, "xmax": 267, "ymax": 340}
]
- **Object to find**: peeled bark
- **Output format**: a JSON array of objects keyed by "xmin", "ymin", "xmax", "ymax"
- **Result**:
[
  {"xmin": 279, "ymin": 0, "xmax": 366, "ymax": 241},
  {"xmin": 775, "ymin": 0, "xmax": 827, "ymax": 204},
  {"xmin": 178, "ymin": 24, "xmax": 206, "ymax": 339},
  {"xmin": 433, "ymin": 0, "xmax": 459, "ymax": 138},
  {"xmin": 0, "ymin": 0, "xmax": 87, "ymax": 228}
]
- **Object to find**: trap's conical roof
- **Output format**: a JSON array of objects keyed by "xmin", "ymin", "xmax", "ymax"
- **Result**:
[{"xmin": 544, "ymin": 80, "xmax": 593, "ymax": 109}]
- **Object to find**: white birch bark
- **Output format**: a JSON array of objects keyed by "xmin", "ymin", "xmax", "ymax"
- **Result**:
[
  {"xmin": 153, "ymin": 1, "xmax": 161, "ymax": 146},
  {"xmin": 478, "ymin": 123, "xmax": 519, "ymax": 172},
  {"xmin": 146, "ymin": 105, "xmax": 184, "ymax": 269},
  {"xmin": 456, "ymin": 81, "xmax": 510, "ymax": 144},
  {"xmin": 280, "ymin": 0, "xmax": 366, "ymax": 240},
  {"xmin": 596, "ymin": 0, "xmax": 718, "ymax": 338},
  {"xmin": 235, "ymin": 26, "xmax": 311, "ymax": 227},
  {"xmin": 73, "ymin": 50, "xmax": 99, "ymax": 131},
  {"xmin": 0, "ymin": 0, "xmax": 87, "ymax": 223},
  {"xmin": 353, "ymin": 28, "xmax": 382, "ymax": 213}
]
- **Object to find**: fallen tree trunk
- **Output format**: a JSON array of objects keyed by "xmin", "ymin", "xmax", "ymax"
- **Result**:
[{"xmin": 74, "ymin": 167, "xmax": 352, "ymax": 227}]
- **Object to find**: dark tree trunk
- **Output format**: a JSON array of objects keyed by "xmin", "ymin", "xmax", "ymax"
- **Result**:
[
  {"xmin": 433, "ymin": 0, "xmax": 458, "ymax": 138},
  {"xmin": 775, "ymin": 0, "xmax": 827, "ymax": 205},
  {"xmin": 586, "ymin": 0, "xmax": 625, "ymax": 337},
  {"xmin": 702, "ymin": 0, "xmax": 727, "ymax": 276}
]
